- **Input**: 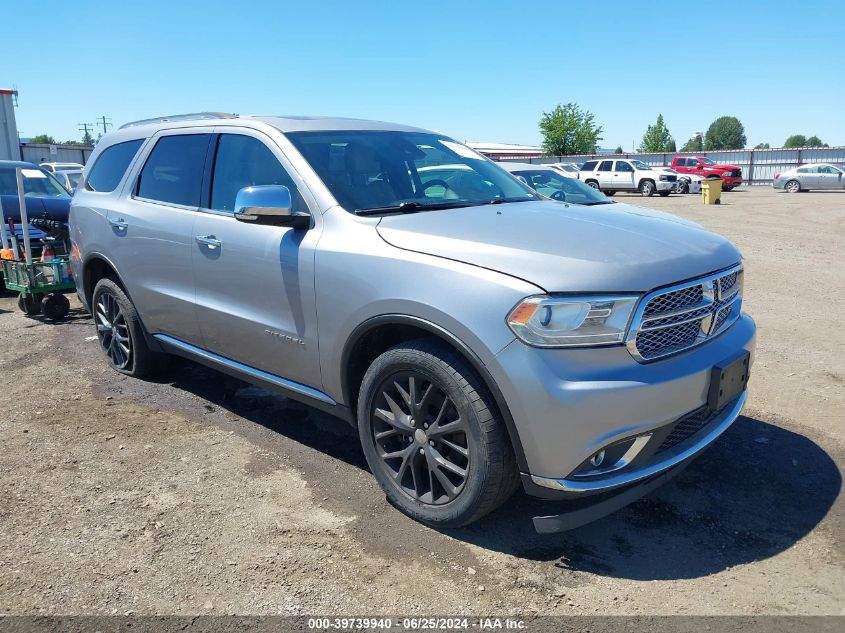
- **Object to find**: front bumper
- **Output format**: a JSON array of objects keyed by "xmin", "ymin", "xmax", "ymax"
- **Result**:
[
  {"xmin": 489, "ymin": 314, "xmax": 756, "ymax": 497},
  {"xmin": 656, "ymin": 180, "xmax": 675, "ymax": 192},
  {"xmin": 722, "ymin": 176, "xmax": 743, "ymax": 188}
]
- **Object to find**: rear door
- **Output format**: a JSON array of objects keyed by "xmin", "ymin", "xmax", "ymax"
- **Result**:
[
  {"xmin": 596, "ymin": 160, "xmax": 615, "ymax": 188},
  {"xmin": 190, "ymin": 128, "xmax": 323, "ymax": 388},
  {"xmin": 109, "ymin": 130, "xmax": 212, "ymax": 342}
]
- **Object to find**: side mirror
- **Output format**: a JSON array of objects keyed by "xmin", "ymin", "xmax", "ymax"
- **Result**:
[{"xmin": 234, "ymin": 185, "xmax": 310, "ymax": 229}]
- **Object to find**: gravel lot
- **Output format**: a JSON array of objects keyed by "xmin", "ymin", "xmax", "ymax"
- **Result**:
[{"xmin": 0, "ymin": 187, "xmax": 842, "ymax": 616}]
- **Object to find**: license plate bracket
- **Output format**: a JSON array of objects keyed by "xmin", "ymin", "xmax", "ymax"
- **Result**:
[{"xmin": 708, "ymin": 351, "xmax": 750, "ymax": 411}]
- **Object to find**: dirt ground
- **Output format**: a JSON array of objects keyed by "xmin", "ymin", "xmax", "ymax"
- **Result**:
[{"xmin": 0, "ymin": 187, "xmax": 843, "ymax": 617}]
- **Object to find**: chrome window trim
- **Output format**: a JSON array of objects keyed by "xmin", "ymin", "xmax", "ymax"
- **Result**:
[{"xmin": 625, "ymin": 263, "xmax": 744, "ymax": 363}]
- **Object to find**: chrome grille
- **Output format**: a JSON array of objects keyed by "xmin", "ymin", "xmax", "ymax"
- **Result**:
[{"xmin": 627, "ymin": 265, "xmax": 743, "ymax": 362}]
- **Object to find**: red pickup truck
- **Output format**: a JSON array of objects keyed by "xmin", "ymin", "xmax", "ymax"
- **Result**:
[{"xmin": 671, "ymin": 156, "xmax": 743, "ymax": 190}]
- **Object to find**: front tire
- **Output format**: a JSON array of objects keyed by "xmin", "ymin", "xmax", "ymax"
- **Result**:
[
  {"xmin": 676, "ymin": 180, "xmax": 690, "ymax": 194},
  {"xmin": 785, "ymin": 180, "xmax": 801, "ymax": 193},
  {"xmin": 357, "ymin": 339, "xmax": 519, "ymax": 528},
  {"xmin": 92, "ymin": 277, "xmax": 167, "ymax": 377},
  {"xmin": 639, "ymin": 179, "xmax": 655, "ymax": 196}
]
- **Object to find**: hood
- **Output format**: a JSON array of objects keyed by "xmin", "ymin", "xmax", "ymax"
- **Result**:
[
  {"xmin": 0, "ymin": 194, "xmax": 70, "ymax": 223},
  {"xmin": 376, "ymin": 200, "xmax": 741, "ymax": 293}
]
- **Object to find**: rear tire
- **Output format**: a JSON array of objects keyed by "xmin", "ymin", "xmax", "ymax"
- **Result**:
[
  {"xmin": 92, "ymin": 277, "xmax": 168, "ymax": 377},
  {"xmin": 585, "ymin": 180, "xmax": 600, "ymax": 190},
  {"xmin": 357, "ymin": 339, "xmax": 519, "ymax": 529},
  {"xmin": 41, "ymin": 293, "xmax": 70, "ymax": 320},
  {"xmin": 785, "ymin": 180, "xmax": 801, "ymax": 193},
  {"xmin": 639, "ymin": 180, "xmax": 655, "ymax": 196},
  {"xmin": 604, "ymin": 190, "xmax": 616, "ymax": 196},
  {"xmin": 18, "ymin": 293, "xmax": 44, "ymax": 316}
]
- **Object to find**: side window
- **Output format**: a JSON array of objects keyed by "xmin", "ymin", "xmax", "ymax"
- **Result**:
[
  {"xmin": 210, "ymin": 134, "xmax": 305, "ymax": 212},
  {"xmin": 85, "ymin": 139, "xmax": 144, "ymax": 192},
  {"xmin": 598, "ymin": 160, "xmax": 614, "ymax": 172},
  {"xmin": 580, "ymin": 160, "xmax": 598, "ymax": 171},
  {"xmin": 615, "ymin": 161, "xmax": 633, "ymax": 172},
  {"xmin": 676, "ymin": 158, "xmax": 687, "ymax": 167},
  {"xmin": 136, "ymin": 134, "xmax": 210, "ymax": 207}
]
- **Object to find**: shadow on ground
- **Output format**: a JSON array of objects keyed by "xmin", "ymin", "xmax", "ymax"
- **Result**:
[{"xmin": 153, "ymin": 357, "xmax": 842, "ymax": 582}]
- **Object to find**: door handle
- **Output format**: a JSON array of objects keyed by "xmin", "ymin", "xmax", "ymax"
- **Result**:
[
  {"xmin": 109, "ymin": 217, "xmax": 128, "ymax": 230},
  {"xmin": 195, "ymin": 235, "xmax": 222, "ymax": 249}
]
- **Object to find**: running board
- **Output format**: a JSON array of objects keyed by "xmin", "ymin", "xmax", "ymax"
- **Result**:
[{"xmin": 153, "ymin": 334, "xmax": 351, "ymax": 422}]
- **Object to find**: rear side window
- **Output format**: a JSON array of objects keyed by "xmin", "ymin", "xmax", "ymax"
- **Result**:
[
  {"xmin": 136, "ymin": 134, "xmax": 210, "ymax": 206},
  {"xmin": 86, "ymin": 139, "xmax": 144, "ymax": 192},
  {"xmin": 675, "ymin": 158, "xmax": 687, "ymax": 166},
  {"xmin": 598, "ymin": 160, "xmax": 614, "ymax": 171},
  {"xmin": 580, "ymin": 161, "xmax": 597, "ymax": 171}
]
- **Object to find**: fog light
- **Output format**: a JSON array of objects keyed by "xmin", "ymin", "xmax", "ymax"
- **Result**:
[{"xmin": 590, "ymin": 450, "xmax": 606, "ymax": 467}]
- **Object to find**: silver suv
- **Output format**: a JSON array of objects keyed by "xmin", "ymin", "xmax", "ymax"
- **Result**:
[{"xmin": 70, "ymin": 113, "xmax": 756, "ymax": 531}]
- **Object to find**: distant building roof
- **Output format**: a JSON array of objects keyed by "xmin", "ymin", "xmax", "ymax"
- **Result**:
[{"xmin": 465, "ymin": 141, "xmax": 543, "ymax": 156}]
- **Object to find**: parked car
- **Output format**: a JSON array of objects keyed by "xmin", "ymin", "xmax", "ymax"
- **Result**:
[
  {"xmin": 0, "ymin": 160, "xmax": 71, "ymax": 243},
  {"xmin": 52, "ymin": 169, "xmax": 83, "ymax": 193},
  {"xmin": 40, "ymin": 162, "xmax": 84, "ymax": 174},
  {"xmin": 772, "ymin": 163, "xmax": 845, "ymax": 192},
  {"xmin": 657, "ymin": 167, "xmax": 702, "ymax": 194},
  {"xmin": 579, "ymin": 158, "xmax": 676, "ymax": 196},
  {"xmin": 548, "ymin": 162, "xmax": 580, "ymax": 178},
  {"xmin": 503, "ymin": 163, "xmax": 704, "ymax": 229},
  {"xmin": 70, "ymin": 113, "xmax": 755, "ymax": 532},
  {"xmin": 671, "ymin": 156, "xmax": 743, "ymax": 190}
]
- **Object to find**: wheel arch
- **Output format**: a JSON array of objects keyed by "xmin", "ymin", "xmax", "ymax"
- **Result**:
[{"xmin": 340, "ymin": 314, "xmax": 530, "ymax": 472}]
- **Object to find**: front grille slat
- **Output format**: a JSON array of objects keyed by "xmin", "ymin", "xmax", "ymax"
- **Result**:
[{"xmin": 629, "ymin": 266, "xmax": 743, "ymax": 362}]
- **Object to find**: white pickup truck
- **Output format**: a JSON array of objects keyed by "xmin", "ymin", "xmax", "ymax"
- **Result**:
[{"xmin": 579, "ymin": 158, "xmax": 676, "ymax": 197}]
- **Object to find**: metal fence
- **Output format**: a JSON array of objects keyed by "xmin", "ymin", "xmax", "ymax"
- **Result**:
[
  {"xmin": 19, "ymin": 143, "xmax": 94, "ymax": 166},
  {"xmin": 497, "ymin": 147, "xmax": 845, "ymax": 185}
]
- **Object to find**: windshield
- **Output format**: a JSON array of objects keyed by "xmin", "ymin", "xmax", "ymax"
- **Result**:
[
  {"xmin": 0, "ymin": 167, "xmax": 71, "ymax": 198},
  {"xmin": 557, "ymin": 164, "xmax": 578, "ymax": 173},
  {"xmin": 630, "ymin": 160, "xmax": 653, "ymax": 171},
  {"xmin": 285, "ymin": 130, "xmax": 537, "ymax": 212},
  {"xmin": 513, "ymin": 169, "xmax": 612, "ymax": 205}
]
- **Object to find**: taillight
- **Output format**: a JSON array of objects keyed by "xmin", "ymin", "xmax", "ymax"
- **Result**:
[{"xmin": 774, "ymin": 172, "xmax": 780, "ymax": 179}]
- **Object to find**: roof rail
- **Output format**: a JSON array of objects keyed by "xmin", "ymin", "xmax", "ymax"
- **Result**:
[{"xmin": 119, "ymin": 112, "xmax": 238, "ymax": 129}]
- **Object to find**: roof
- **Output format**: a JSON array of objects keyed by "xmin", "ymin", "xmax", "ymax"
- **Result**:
[
  {"xmin": 466, "ymin": 142, "xmax": 543, "ymax": 155},
  {"xmin": 0, "ymin": 160, "xmax": 39, "ymax": 169}
]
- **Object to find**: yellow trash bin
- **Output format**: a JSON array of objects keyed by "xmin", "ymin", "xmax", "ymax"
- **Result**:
[{"xmin": 701, "ymin": 177, "xmax": 723, "ymax": 205}]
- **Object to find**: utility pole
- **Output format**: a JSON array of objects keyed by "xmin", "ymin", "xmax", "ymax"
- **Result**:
[
  {"xmin": 97, "ymin": 116, "xmax": 112, "ymax": 136},
  {"xmin": 78, "ymin": 122, "xmax": 95, "ymax": 145}
]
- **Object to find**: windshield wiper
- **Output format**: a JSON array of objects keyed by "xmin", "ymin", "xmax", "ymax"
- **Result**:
[
  {"xmin": 354, "ymin": 201, "xmax": 473, "ymax": 216},
  {"xmin": 488, "ymin": 197, "xmax": 534, "ymax": 205}
]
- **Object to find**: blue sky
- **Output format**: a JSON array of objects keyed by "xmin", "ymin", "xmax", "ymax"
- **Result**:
[{"xmin": 3, "ymin": 0, "xmax": 843, "ymax": 149}]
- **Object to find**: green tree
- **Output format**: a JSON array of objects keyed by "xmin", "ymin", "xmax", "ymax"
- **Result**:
[
  {"xmin": 680, "ymin": 134, "xmax": 704, "ymax": 152},
  {"xmin": 81, "ymin": 130, "xmax": 95, "ymax": 145},
  {"xmin": 784, "ymin": 134, "xmax": 807, "ymax": 148},
  {"xmin": 639, "ymin": 114, "xmax": 675, "ymax": 152},
  {"xmin": 806, "ymin": 135, "xmax": 827, "ymax": 147},
  {"xmin": 30, "ymin": 134, "xmax": 56, "ymax": 144},
  {"xmin": 704, "ymin": 116, "xmax": 746, "ymax": 150},
  {"xmin": 538, "ymin": 103, "xmax": 603, "ymax": 156},
  {"xmin": 754, "ymin": 142, "xmax": 771, "ymax": 149},
  {"xmin": 614, "ymin": 145, "xmax": 624, "ymax": 154}
]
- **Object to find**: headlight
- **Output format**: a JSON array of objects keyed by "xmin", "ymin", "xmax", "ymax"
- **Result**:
[
  {"xmin": 723, "ymin": 170, "xmax": 733, "ymax": 176},
  {"xmin": 506, "ymin": 295, "xmax": 639, "ymax": 347}
]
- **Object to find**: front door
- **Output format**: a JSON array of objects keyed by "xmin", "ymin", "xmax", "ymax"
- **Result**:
[
  {"xmin": 190, "ymin": 130, "xmax": 323, "ymax": 389},
  {"xmin": 612, "ymin": 160, "xmax": 636, "ymax": 190},
  {"xmin": 818, "ymin": 165, "xmax": 845, "ymax": 189}
]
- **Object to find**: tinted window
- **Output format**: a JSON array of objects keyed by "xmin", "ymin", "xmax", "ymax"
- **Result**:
[
  {"xmin": 676, "ymin": 158, "xmax": 687, "ymax": 166},
  {"xmin": 598, "ymin": 160, "xmax": 614, "ymax": 172},
  {"xmin": 86, "ymin": 139, "xmax": 144, "ymax": 192},
  {"xmin": 137, "ymin": 134, "xmax": 210, "ymax": 206},
  {"xmin": 580, "ymin": 161, "xmax": 598, "ymax": 171},
  {"xmin": 0, "ymin": 167, "xmax": 70, "ymax": 197},
  {"xmin": 615, "ymin": 161, "xmax": 633, "ymax": 172},
  {"xmin": 210, "ymin": 134, "xmax": 306, "ymax": 212}
]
